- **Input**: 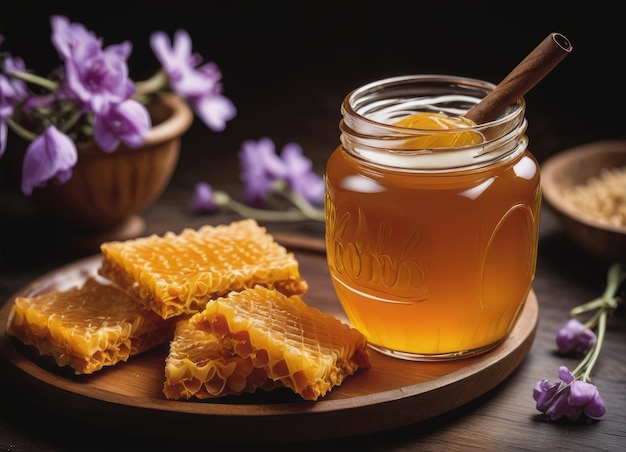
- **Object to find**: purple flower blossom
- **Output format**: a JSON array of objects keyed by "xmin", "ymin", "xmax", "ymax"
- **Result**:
[
  {"xmin": 150, "ymin": 30, "xmax": 214, "ymax": 98},
  {"xmin": 191, "ymin": 92, "xmax": 237, "ymax": 132},
  {"xmin": 0, "ymin": 54, "xmax": 29, "ymax": 155},
  {"xmin": 190, "ymin": 181, "xmax": 218, "ymax": 214},
  {"xmin": 239, "ymin": 137, "xmax": 289, "ymax": 206},
  {"xmin": 93, "ymin": 99, "xmax": 151, "ymax": 152},
  {"xmin": 281, "ymin": 143, "xmax": 325, "ymax": 205},
  {"xmin": 51, "ymin": 15, "xmax": 135, "ymax": 115},
  {"xmin": 1, "ymin": 56, "xmax": 30, "ymax": 99},
  {"xmin": 238, "ymin": 137, "xmax": 324, "ymax": 207},
  {"xmin": 556, "ymin": 318, "xmax": 597, "ymax": 355},
  {"xmin": 21, "ymin": 126, "xmax": 78, "ymax": 195},
  {"xmin": 50, "ymin": 16, "xmax": 101, "ymax": 62},
  {"xmin": 150, "ymin": 30, "xmax": 235, "ymax": 131},
  {"xmin": 0, "ymin": 75, "xmax": 18, "ymax": 156},
  {"xmin": 2, "ymin": 19, "xmax": 234, "ymax": 197},
  {"xmin": 533, "ymin": 366, "xmax": 606, "ymax": 422}
]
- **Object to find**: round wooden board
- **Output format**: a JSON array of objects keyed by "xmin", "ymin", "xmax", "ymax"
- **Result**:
[{"xmin": 0, "ymin": 235, "xmax": 538, "ymax": 443}]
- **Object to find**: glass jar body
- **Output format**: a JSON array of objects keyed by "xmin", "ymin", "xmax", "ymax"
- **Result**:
[{"xmin": 325, "ymin": 75, "xmax": 540, "ymax": 360}]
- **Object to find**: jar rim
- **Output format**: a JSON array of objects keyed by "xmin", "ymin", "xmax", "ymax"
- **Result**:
[
  {"xmin": 339, "ymin": 74, "xmax": 528, "ymax": 172},
  {"xmin": 342, "ymin": 74, "xmax": 525, "ymax": 134}
]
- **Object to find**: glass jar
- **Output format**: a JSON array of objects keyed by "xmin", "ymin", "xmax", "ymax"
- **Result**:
[{"xmin": 325, "ymin": 75, "xmax": 540, "ymax": 360}]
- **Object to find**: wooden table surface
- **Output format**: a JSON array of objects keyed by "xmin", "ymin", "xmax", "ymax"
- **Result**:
[{"xmin": 1, "ymin": 2, "xmax": 625, "ymax": 450}]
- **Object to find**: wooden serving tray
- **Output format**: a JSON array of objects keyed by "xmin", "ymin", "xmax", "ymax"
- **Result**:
[{"xmin": 0, "ymin": 235, "xmax": 538, "ymax": 443}]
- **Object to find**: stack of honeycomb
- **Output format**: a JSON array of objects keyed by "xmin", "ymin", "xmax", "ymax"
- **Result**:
[
  {"xmin": 6, "ymin": 277, "xmax": 176, "ymax": 374},
  {"xmin": 165, "ymin": 285, "xmax": 371, "ymax": 401},
  {"xmin": 5, "ymin": 219, "xmax": 370, "ymax": 400},
  {"xmin": 98, "ymin": 219, "xmax": 308, "ymax": 319}
]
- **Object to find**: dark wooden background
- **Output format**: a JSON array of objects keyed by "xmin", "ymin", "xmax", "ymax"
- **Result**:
[{"xmin": 1, "ymin": 0, "xmax": 625, "ymax": 167}]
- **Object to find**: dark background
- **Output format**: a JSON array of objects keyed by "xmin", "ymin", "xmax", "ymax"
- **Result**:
[
  {"xmin": 2, "ymin": 4, "xmax": 626, "ymax": 449},
  {"xmin": 1, "ymin": 0, "xmax": 624, "ymax": 190}
]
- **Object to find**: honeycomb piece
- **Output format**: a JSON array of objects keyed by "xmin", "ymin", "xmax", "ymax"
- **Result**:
[
  {"xmin": 6, "ymin": 277, "xmax": 175, "ymax": 375},
  {"xmin": 191, "ymin": 285, "xmax": 371, "ymax": 401},
  {"xmin": 98, "ymin": 219, "xmax": 308, "ymax": 319},
  {"xmin": 163, "ymin": 318, "xmax": 280, "ymax": 399}
]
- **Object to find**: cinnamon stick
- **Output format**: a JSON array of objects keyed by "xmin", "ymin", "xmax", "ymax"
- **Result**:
[{"xmin": 464, "ymin": 32, "xmax": 573, "ymax": 124}]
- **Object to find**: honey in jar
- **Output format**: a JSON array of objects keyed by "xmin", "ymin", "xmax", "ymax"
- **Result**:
[{"xmin": 325, "ymin": 75, "xmax": 540, "ymax": 360}]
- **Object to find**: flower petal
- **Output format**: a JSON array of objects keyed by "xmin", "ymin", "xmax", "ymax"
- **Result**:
[
  {"xmin": 556, "ymin": 318, "xmax": 597, "ymax": 355},
  {"xmin": 569, "ymin": 380, "xmax": 599, "ymax": 406},
  {"xmin": 150, "ymin": 29, "xmax": 234, "ymax": 131},
  {"xmin": 21, "ymin": 126, "xmax": 77, "ymax": 195},
  {"xmin": 52, "ymin": 16, "xmax": 134, "ymax": 114},
  {"xmin": 547, "ymin": 389, "xmax": 576, "ymax": 421},
  {"xmin": 584, "ymin": 392, "xmax": 607, "ymax": 419},
  {"xmin": 193, "ymin": 94, "xmax": 236, "ymax": 132},
  {"xmin": 239, "ymin": 137, "xmax": 287, "ymax": 205},
  {"xmin": 533, "ymin": 378, "xmax": 559, "ymax": 412},
  {"xmin": 50, "ymin": 15, "xmax": 101, "ymax": 61},
  {"xmin": 0, "ymin": 121, "xmax": 7, "ymax": 156},
  {"xmin": 281, "ymin": 143, "xmax": 325, "ymax": 205},
  {"xmin": 93, "ymin": 99, "xmax": 151, "ymax": 152},
  {"xmin": 190, "ymin": 181, "xmax": 218, "ymax": 214},
  {"xmin": 558, "ymin": 366, "xmax": 575, "ymax": 384}
]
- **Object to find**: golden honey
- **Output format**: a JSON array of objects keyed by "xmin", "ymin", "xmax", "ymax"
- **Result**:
[{"xmin": 325, "ymin": 75, "xmax": 540, "ymax": 360}]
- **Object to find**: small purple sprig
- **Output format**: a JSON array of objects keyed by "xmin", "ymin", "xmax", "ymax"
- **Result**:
[
  {"xmin": 534, "ymin": 366, "xmax": 606, "ymax": 422},
  {"xmin": 190, "ymin": 137, "xmax": 325, "ymax": 222},
  {"xmin": 0, "ymin": 16, "xmax": 235, "ymax": 196},
  {"xmin": 533, "ymin": 262, "xmax": 625, "ymax": 422}
]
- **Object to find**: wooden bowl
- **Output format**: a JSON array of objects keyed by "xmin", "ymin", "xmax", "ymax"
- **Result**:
[
  {"xmin": 19, "ymin": 94, "xmax": 193, "ymax": 233},
  {"xmin": 541, "ymin": 140, "xmax": 626, "ymax": 262}
]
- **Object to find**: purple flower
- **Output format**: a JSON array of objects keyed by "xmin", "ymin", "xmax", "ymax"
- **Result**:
[
  {"xmin": 150, "ymin": 30, "xmax": 235, "ymax": 131},
  {"xmin": 21, "ymin": 126, "xmax": 78, "ymax": 195},
  {"xmin": 50, "ymin": 15, "xmax": 101, "ymax": 62},
  {"xmin": 238, "ymin": 137, "xmax": 325, "ymax": 207},
  {"xmin": 239, "ymin": 137, "xmax": 288, "ymax": 206},
  {"xmin": 281, "ymin": 143, "xmax": 325, "ymax": 205},
  {"xmin": 51, "ymin": 15, "xmax": 135, "ymax": 115},
  {"xmin": 533, "ymin": 366, "xmax": 606, "ymax": 422},
  {"xmin": 0, "ymin": 75, "xmax": 18, "ymax": 156},
  {"xmin": 190, "ymin": 181, "xmax": 218, "ymax": 214},
  {"xmin": 150, "ymin": 30, "xmax": 214, "ymax": 98},
  {"xmin": 191, "ymin": 92, "xmax": 236, "ymax": 132},
  {"xmin": 0, "ymin": 55, "xmax": 29, "ymax": 155},
  {"xmin": 93, "ymin": 99, "xmax": 151, "ymax": 152},
  {"xmin": 1, "ymin": 56, "xmax": 30, "ymax": 99},
  {"xmin": 556, "ymin": 318, "xmax": 597, "ymax": 355}
]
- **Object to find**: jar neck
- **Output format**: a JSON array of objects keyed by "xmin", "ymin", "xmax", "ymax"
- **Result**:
[{"xmin": 340, "ymin": 75, "xmax": 528, "ymax": 172}]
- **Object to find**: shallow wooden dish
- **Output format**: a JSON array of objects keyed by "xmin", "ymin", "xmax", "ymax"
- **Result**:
[
  {"xmin": 541, "ymin": 140, "xmax": 626, "ymax": 262},
  {"xmin": 0, "ymin": 236, "xmax": 538, "ymax": 443}
]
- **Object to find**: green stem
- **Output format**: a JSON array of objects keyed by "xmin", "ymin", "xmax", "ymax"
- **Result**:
[
  {"xmin": 280, "ymin": 188, "xmax": 325, "ymax": 221},
  {"xmin": 570, "ymin": 262, "xmax": 623, "ymax": 317},
  {"xmin": 582, "ymin": 310, "xmax": 607, "ymax": 382},
  {"xmin": 581, "ymin": 308, "xmax": 603, "ymax": 330},
  {"xmin": 604, "ymin": 262, "xmax": 626, "ymax": 301},
  {"xmin": 6, "ymin": 70, "xmax": 58, "ymax": 91},
  {"xmin": 58, "ymin": 109, "xmax": 86, "ymax": 135},
  {"xmin": 570, "ymin": 296, "xmax": 606, "ymax": 316},
  {"xmin": 571, "ymin": 262, "xmax": 624, "ymax": 382},
  {"xmin": 213, "ymin": 191, "xmax": 315, "ymax": 222},
  {"xmin": 134, "ymin": 70, "xmax": 169, "ymax": 96},
  {"xmin": 268, "ymin": 180, "xmax": 325, "ymax": 222},
  {"xmin": 6, "ymin": 117, "xmax": 37, "ymax": 141},
  {"xmin": 573, "ymin": 308, "xmax": 607, "ymax": 382}
]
